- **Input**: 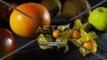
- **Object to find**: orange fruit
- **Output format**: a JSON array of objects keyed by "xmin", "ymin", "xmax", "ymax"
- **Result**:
[
  {"xmin": 10, "ymin": 3, "xmax": 51, "ymax": 38},
  {"xmin": 83, "ymin": 41, "xmax": 93, "ymax": 50},
  {"xmin": 53, "ymin": 29, "xmax": 61, "ymax": 38},
  {"xmin": 71, "ymin": 30, "xmax": 80, "ymax": 39}
]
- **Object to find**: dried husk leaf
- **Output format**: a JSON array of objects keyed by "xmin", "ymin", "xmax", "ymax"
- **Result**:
[
  {"xmin": 37, "ymin": 34, "xmax": 53, "ymax": 50},
  {"xmin": 78, "ymin": 29, "xmax": 97, "ymax": 56},
  {"xmin": 58, "ymin": 23, "xmax": 70, "ymax": 32},
  {"xmin": 56, "ymin": 37, "xmax": 69, "ymax": 53}
]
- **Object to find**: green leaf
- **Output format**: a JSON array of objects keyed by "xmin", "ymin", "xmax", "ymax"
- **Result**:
[
  {"xmin": 39, "ymin": 46, "xmax": 53, "ymax": 50},
  {"xmin": 37, "ymin": 34, "xmax": 47, "ymax": 42},
  {"xmin": 56, "ymin": 37, "xmax": 62, "ymax": 49},
  {"xmin": 56, "ymin": 37, "xmax": 62, "ymax": 42},
  {"xmin": 91, "ymin": 40, "xmax": 97, "ymax": 53},
  {"xmin": 45, "ymin": 34, "xmax": 53, "ymax": 42},
  {"xmin": 58, "ymin": 23, "xmax": 70, "ymax": 31},
  {"xmin": 79, "ymin": 47, "xmax": 89, "ymax": 56},
  {"xmin": 73, "ymin": 19, "xmax": 83, "ymax": 30},
  {"xmin": 88, "ymin": 32, "xmax": 98, "ymax": 41},
  {"xmin": 37, "ymin": 34, "xmax": 53, "ymax": 50},
  {"xmin": 61, "ymin": 30, "xmax": 72, "ymax": 38},
  {"xmin": 80, "ymin": 28, "xmax": 90, "ymax": 42},
  {"xmin": 56, "ymin": 37, "xmax": 69, "ymax": 53},
  {"xmin": 64, "ymin": 45, "xmax": 69, "ymax": 53},
  {"xmin": 77, "ymin": 38, "xmax": 83, "ymax": 45}
]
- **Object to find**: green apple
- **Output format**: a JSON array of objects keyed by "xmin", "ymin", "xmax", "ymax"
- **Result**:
[{"xmin": 88, "ymin": 7, "xmax": 107, "ymax": 31}]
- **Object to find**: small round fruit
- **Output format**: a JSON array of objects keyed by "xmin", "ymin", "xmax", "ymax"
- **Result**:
[
  {"xmin": 0, "ymin": 29, "xmax": 16, "ymax": 60},
  {"xmin": 83, "ymin": 41, "xmax": 93, "ymax": 50},
  {"xmin": 88, "ymin": 7, "xmax": 107, "ymax": 31},
  {"xmin": 10, "ymin": 3, "xmax": 51, "ymax": 38},
  {"xmin": 71, "ymin": 30, "xmax": 80, "ymax": 39},
  {"xmin": 53, "ymin": 29, "xmax": 61, "ymax": 38}
]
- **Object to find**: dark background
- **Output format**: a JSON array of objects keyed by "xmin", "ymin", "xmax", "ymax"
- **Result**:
[{"xmin": 1, "ymin": 0, "xmax": 107, "ymax": 60}]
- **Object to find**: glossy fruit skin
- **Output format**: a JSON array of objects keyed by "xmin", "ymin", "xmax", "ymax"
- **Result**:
[
  {"xmin": 53, "ymin": 29, "xmax": 61, "ymax": 38},
  {"xmin": 0, "ymin": 29, "xmax": 16, "ymax": 60},
  {"xmin": 10, "ymin": 3, "xmax": 51, "ymax": 38},
  {"xmin": 88, "ymin": 7, "xmax": 107, "ymax": 31},
  {"xmin": 83, "ymin": 41, "xmax": 93, "ymax": 50},
  {"xmin": 71, "ymin": 30, "xmax": 80, "ymax": 39}
]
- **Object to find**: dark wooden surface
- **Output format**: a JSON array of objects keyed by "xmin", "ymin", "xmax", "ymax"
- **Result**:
[{"xmin": 1, "ymin": 0, "xmax": 107, "ymax": 60}]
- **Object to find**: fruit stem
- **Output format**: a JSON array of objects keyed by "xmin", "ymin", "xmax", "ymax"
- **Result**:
[{"xmin": 99, "ymin": 9, "xmax": 104, "ymax": 12}]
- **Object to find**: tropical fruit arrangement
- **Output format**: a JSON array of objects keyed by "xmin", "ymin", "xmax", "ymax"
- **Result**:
[
  {"xmin": 0, "ymin": 1, "xmax": 107, "ymax": 60},
  {"xmin": 37, "ymin": 19, "xmax": 98, "ymax": 56}
]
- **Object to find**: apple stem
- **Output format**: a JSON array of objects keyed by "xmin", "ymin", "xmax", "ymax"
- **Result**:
[{"xmin": 99, "ymin": 9, "xmax": 104, "ymax": 12}]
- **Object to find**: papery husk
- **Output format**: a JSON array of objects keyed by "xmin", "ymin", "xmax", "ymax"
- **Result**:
[
  {"xmin": 58, "ymin": 23, "xmax": 70, "ymax": 32},
  {"xmin": 78, "ymin": 29, "xmax": 97, "ymax": 56},
  {"xmin": 70, "ymin": 19, "xmax": 83, "ymax": 42},
  {"xmin": 37, "ymin": 34, "xmax": 53, "ymax": 50},
  {"xmin": 79, "ymin": 40, "xmax": 97, "ymax": 56},
  {"xmin": 56, "ymin": 37, "xmax": 69, "ymax": 53}
]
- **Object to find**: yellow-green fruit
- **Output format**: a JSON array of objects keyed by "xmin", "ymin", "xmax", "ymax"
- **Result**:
[{"xmin": 88, "ymin": 7, "xmax": 107, "ymax": 31}]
